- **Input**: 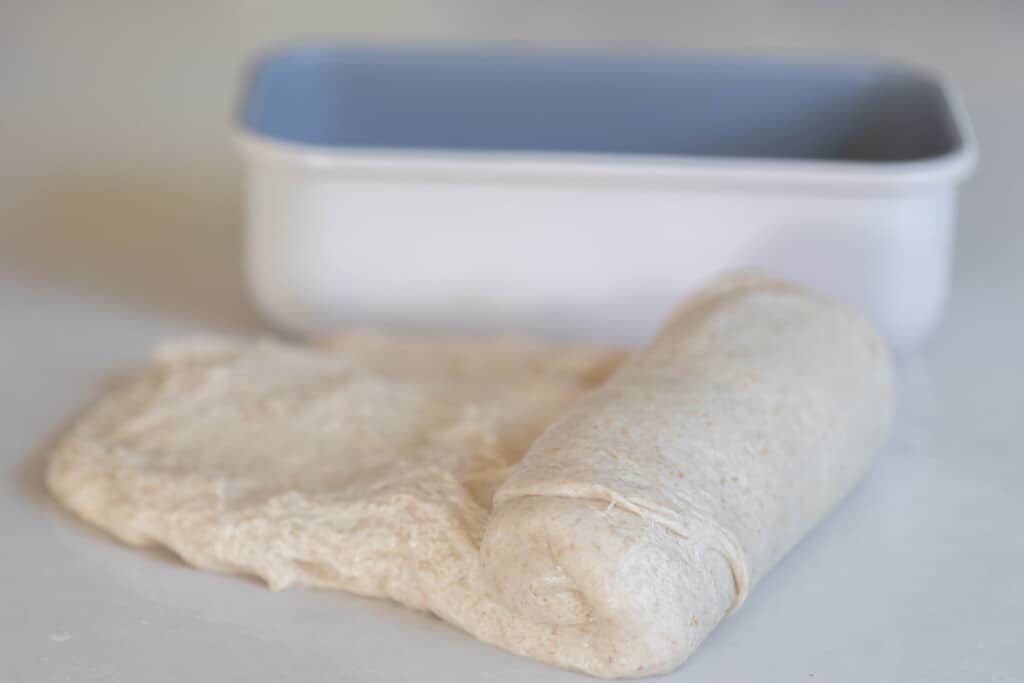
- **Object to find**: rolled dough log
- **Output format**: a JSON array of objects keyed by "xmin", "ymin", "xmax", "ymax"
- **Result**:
[
  {"xmin": 46, "ymin": 273, "xmax": 892, "ymax": 678},
  {"xmin": 484, "ymin": 273, "xmax": 893, "ymax": 675}
]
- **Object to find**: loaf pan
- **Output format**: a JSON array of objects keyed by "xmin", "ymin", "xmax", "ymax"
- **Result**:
[{"xmin": 237, "ymin": 46, "xmax": 976, "ymax": 348}]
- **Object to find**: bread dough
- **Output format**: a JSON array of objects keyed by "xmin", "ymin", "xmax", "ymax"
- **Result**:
[
  {"xmin": 484, "ymin": 273, "xmax": 893, "ymax": 674},
  {"xmin": 47, "ymin": 274, "xmax": 892, "ymax": 678}
]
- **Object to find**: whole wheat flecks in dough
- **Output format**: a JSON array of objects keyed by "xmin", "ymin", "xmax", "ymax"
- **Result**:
[{"xmin": 47, "ymin": 273, "xmax": 893, "ymax": 678}]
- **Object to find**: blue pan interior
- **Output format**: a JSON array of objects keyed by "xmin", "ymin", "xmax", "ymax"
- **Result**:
[{"xmin": 241, "ymin": 47, "xmax": 963, "ymax": 163}]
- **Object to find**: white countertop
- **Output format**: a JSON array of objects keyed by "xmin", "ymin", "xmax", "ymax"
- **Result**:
[{"xmin": 1, "ymin": 2, "xmax": 1022, "ymax": 681}]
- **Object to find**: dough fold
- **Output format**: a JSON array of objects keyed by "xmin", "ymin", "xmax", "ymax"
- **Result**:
[{"xmin": 483, "ymin": 273, "xmax": 893, "ymax": 675}]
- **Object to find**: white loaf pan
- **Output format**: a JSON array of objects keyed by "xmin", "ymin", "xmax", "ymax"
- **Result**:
[{"xmin": 236, "ymin": 47, "xmax": 976, "ymax": 348}]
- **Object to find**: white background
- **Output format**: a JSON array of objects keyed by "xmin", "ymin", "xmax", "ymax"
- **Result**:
[{"xmin": 1, "ymin": 2, "xmax": 1022, "ymax": 681}]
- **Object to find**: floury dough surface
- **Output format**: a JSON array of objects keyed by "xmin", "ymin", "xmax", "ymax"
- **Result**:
[{"xmin": 47, "ymin": 274, "xmax": 894, "ymax": 678}]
